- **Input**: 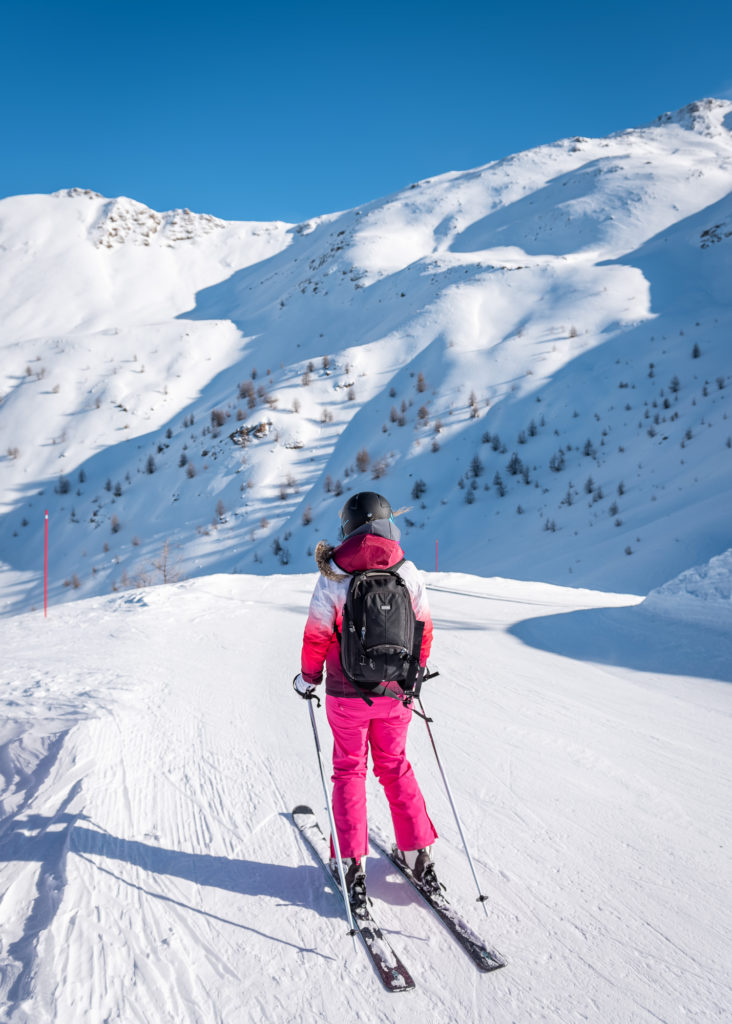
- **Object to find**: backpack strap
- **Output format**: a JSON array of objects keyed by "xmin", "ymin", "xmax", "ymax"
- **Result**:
[
  {"xmin": 388, "ymin": 558, "xmax": 422, "ymax": 695},
  {"xmin": 403, "ymin": 618, "xmax": 425, "ymax": 695},
  {"xmin": 331, "ymin": 556, "xmax": 351, "ymax": 645}
]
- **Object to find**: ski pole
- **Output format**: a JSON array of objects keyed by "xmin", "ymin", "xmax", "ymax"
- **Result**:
[
  {"xmin": 416, "ymin": 694, "xmax": 490, "ymax": 917},
  {"xmin": 305, "ymin": 694, "xmax": 357, "ymax": 935}
]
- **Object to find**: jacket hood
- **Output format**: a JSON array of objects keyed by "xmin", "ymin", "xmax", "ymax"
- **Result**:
[
  {"xmin": 333, "ymin": 531, "xmax": 405, "ymax": 574},
  {"xmin": 314, "ymin": 518, "xmax": 404, "ymax": 578}
]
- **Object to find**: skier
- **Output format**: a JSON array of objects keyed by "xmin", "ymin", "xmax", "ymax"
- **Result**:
[{"xmin": 293, "ymin": 491, "xmax": 439, "ymax": 909}]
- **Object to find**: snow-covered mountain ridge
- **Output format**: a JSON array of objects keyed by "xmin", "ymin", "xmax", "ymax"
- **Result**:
[{"xmin": 1, "ymin": 98, "xmax": 732, "ymax": 614}]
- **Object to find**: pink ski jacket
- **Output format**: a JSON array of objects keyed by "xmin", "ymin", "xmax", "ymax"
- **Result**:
[{"xmin": 300, "ymin": 524, "xmax": 433, "ymax": 699}]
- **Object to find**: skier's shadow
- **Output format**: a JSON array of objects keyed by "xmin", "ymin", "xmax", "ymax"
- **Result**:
[
  {"xmin": 0, "ymin": 810, "xmax": 340, "ymax": 989},
  {"xmin": 71, "ymin": 823, "xmax": 336, "ymax": 915},
  {"xmin": 78, "ymin": 821, "xmax": 427, "ymax": 945}
]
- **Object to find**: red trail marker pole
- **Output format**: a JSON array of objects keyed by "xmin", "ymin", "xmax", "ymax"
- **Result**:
[{"xmin": 44, "ymin": 510, "xmax": 48, "ymax": 617}]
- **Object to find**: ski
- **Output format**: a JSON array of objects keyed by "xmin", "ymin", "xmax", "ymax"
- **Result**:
[
  {"xmin": 370, "ymin": 827, "xmax": 506, "ymax": 973},
  {"xmin": 292, "ymin": 806, "xmax": 415, "ymax": 993}
]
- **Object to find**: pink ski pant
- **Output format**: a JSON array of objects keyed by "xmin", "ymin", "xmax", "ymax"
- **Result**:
[{"xmin": 326, "ymin": 694, "xmax": 438, "ymax": 860}]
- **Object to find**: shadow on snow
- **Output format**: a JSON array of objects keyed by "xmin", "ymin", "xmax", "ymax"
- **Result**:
[
  {"xmin": 0, "ymin": 808, "xmax": 339, "ymax": 1004},
  {"xmin": 509, "ymin": 603, "xmax": 732, "ymax": 684}
]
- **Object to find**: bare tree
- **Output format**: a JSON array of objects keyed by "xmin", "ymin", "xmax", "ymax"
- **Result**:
[{"xmin": 152, "ymin": 541, "xmax": 183, "ymax": 584}]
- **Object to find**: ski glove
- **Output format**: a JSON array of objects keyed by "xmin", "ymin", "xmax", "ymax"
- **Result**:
[{"xmin": 293, "ymin": 673, "xmax": 317, "ymax": 698}]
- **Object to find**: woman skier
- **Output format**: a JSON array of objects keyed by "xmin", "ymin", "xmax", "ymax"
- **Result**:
[{"xmin": 293, "ymin": 491, "xmax": 439, "ymax": 909}]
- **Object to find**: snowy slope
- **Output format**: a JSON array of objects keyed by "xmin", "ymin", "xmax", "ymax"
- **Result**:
[
  {"xmin": 2, "ymin": 99, "xmax": 732, "ymax": 616},
  {"xmin": 1, "ymin": 573, "xmax": 730, "ymax": 1023}
]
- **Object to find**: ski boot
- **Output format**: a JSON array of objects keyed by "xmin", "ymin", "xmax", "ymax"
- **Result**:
[
  {"xmin": 394, "ymin": 846, "xmax": 444, "ymax": 896},
  {"xmin": 331, "ymin": 856, "xmax": 370, "ymax": 918}
]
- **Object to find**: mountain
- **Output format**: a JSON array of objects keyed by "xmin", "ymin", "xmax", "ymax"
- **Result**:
[{"xmin": 2, "ymin": 98, "xmax": 732, "ymax": 615}]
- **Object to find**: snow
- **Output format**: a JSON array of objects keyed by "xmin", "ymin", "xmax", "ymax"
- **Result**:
[
  {"xmin": 643, "ymin": 547, "xmax": 732, "ymax": 628},
  {"xmin": 1, "ymin": 98, "xmax": 732, "ymax": 1020},
  {"xmin": 1, "ymin": 572, "xmax": 730, "ymax": 1022}
]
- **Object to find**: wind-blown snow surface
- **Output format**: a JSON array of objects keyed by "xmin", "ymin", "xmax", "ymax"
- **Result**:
[
  {"xmin": 1, "ymin": 573, "xmax": 731, "ymax": 1023},
  {"xmin": 643, "ymin": 547, "xmax": 732, "ymax": 627},
  {"xmin": 2, "ymin": 99, "xmax": 732, "ymax": 615}
]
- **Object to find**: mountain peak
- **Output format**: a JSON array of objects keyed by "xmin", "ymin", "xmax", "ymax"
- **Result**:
[
  {"xmin": 92, "ymin": 196, "xmax": 227, "ymax": 248},
  {"xmin": 52, "ymin": 187, "xmax": 103, "ymax": 200},
  {"xmin": 650, "ymin": 97, "xmax": 732, "ymax": 135},
  {"xmin": 50, "ymin": 189, "xmax": 228, "ymax": 247}
]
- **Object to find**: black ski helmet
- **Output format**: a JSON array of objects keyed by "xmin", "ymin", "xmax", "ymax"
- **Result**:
[{"xmin": 339, "ymin": 491, "xmax": 393, "ymax": 539}]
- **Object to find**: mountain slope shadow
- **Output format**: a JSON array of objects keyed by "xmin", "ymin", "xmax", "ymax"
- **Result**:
[{"xmin": 509, "ymin": 604, "xmax": 732, "ymax": 684}]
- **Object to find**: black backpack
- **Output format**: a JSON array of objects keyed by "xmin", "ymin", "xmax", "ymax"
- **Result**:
[{"xmin": 336, "ymin": 560, "xmax": 424, "ymax": 699}]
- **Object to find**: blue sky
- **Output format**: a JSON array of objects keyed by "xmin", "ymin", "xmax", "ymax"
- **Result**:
[{"xmin": 2, "ymin": 0, "xmax": 731, "ymax": 223}]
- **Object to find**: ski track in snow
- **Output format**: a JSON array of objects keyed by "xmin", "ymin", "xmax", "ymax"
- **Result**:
[{"xmin": 0, "ymin": 573, "xmax": 731, "ymax": 1023}]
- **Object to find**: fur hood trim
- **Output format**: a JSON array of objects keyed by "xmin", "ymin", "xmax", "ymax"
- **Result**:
[{"xmin": 314, "ymin": 540, "xmax": 349, "ymax": 581}]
